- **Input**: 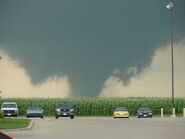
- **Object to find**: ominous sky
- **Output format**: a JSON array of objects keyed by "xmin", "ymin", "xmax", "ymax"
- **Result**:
[{"xmin": 0, "ymin": 0, "xmax": 185, "ymax": 98}]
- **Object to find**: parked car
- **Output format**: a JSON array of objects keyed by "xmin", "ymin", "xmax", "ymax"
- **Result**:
[
  {"xmin": 1, "ymin": 102, "xmax": 19, "ymax": 117},
  {"xmin": 55, "ymin": 102, "xmax": 75, "ymax": 119},
  {"xmin": 137, "ymin": 107, "xmax": 152, "ymax": 118},
  {"xmin": 26, "ymin": 107, "xmax": 44, "ymax": 118},
  {"xmin": 113, "ymin": 107, "xmax": 129, "ymax": 118},
  {"xmin": 0, "ymin": 131, "xmax": 13, "ymax": 139}
]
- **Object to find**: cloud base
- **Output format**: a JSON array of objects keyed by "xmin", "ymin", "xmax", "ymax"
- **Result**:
[
  {"xmin": 99, "ymin": 39, "xmax": 185, "ymax": 97},
  {"xmin": 0, "ymin": 50, "xmax": 71, "ymax": 98}
]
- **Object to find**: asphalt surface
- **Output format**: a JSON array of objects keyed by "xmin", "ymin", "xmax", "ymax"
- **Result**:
[{"xmin": 2, "ymin": 117, "xmax": 185, "ymax": 139}]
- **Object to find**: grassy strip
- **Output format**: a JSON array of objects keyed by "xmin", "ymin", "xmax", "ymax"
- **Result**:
[{"xmin": 0, "ymin": 118, "xmax": 31, "ymax": 129}]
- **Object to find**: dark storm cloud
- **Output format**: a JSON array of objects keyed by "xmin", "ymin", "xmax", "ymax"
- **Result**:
[{"xmin": 0, "ymin": 0, "xmax": 185, "ymax": 97}]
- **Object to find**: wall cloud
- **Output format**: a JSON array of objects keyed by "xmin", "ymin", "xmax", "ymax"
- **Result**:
[{"xmin": 99, "ymin": 39, "xmax": 185, "ymax": 97}]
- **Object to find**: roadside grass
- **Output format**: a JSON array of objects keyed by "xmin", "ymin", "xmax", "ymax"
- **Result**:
[{"xmin": 0, "ymin": 118, "xmax": 31, "ymax": 129}]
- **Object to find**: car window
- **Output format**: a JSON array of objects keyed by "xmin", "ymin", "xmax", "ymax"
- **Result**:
[
  {"xmin": 139, "ymin": 108, "xmax": 150, "ymax": 111},
  {"xmin": 115, "ymin": 108, "xmax": 127, "ymax": 111},
  {"xmin": 2, "ymin": 104, "xmax": 17, "ymax": 108},
  {"xmin": 28, "ymin": 107, "xmax": 42, "ymax": 110},
  {"xmin": 57, "ymin": 102, "xmax": 73, "ymax": 107}
]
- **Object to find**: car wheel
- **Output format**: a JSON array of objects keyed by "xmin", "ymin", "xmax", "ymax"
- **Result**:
[
  {"xmin": 41, "ymin": 116, "xmax": 43, "ymax": 119},
  {"xmin": 71, "ymin": 116, "xmax": 74, "ymax": 119},
  {"xmin": 27, "ymin": 116, "xmax": 29, "ymax": 118}
]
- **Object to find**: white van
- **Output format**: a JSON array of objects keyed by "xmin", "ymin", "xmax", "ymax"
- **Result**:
[{"xmin": 1, "ymin": 102, "xmax": 19, "ymax": 117}]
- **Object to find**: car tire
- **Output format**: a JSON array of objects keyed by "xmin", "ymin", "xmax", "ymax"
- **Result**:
[
  {"xmin": 41, "ymin": 116, "xmax": 43, "ymax": 119},
  {"xmin": 71, "ymin": 116, "xmax": 74, "ymax": 119},
  {"xmin": 27, "ymin": 116, "xmax": 29, "ymax": 118}
]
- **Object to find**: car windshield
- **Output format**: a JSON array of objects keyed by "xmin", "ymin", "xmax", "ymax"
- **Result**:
[
  {"xmin": 2, "ymin": 104, "xmax": 17, "ymax": 108},
  {"xmin": 56, "ymin": 102, "xmax": 73, "ymax": 107},
  {"xmin": 139, "ymin": 107, "xmax": 151, "ymax": 111},
  {"xmin": 28, "ymin": 107, "xmax": 42, "ymax": 110},
  {"xmin": 114, "ymin": 108, "xmax": 127, "ymax": 111}
]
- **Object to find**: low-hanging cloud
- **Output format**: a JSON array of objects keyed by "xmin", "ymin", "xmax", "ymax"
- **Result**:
[
  {"xmin": 99, "ymin": 38, "xmax": 185, "ymax": 97},
  {"xmin": 0, "ymin": 49, "xmax": 71, "ymax": 98}
]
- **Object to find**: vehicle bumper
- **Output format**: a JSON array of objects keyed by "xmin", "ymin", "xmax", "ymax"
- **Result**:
[
  {"xmin": 138, "ymin": 114, "xmax": 152, "ymax": 118},
  {"xmin": 4, "ymin": 113, "xmax": 18, "ymax": 117},
  {"xmin": 114, "ymin": 116, "xmax": 129, "ymax": 118},
  {"xmin": 27, "ymin": 113, "xmax": 43, "ymax": 117},
  {"xmin": 114, "ymin": 114, "xmax": 129, "ymax": 118},
  {"xmin": 56, "ymin": 112, "xmax": 74, "ymax": 117}
]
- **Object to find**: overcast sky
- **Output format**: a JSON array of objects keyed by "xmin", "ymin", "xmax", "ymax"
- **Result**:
[{"xmin": 0, "ymin": 0, "xmax": 185, "ymax": 98}]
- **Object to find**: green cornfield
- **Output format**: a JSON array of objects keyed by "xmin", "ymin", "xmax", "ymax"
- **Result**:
[{"xmin": 0, "ymin": 97, "xmax": 185, "ymax": 116}]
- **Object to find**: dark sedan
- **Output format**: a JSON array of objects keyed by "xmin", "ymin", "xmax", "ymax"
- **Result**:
[
  {"xmin": 26, "ymin": 107, "xmax": 44, "ymax": 119},
  {"xmin": 137, "ymin": 107, "xmax": 152, "ymax": 118}
]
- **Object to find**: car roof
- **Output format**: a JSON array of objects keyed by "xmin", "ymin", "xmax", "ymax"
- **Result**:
[
  {"xmin": 0, "ymin": 131, "xmax": 13, "ymax": 139},
  {"xmin": 2, "ymin": 102, "xmax": 17, "ymax": 104},
  {"xmin": 115, "ymin": 107, "xmax": 127, "ymax": 110},
  {"xmin": 28, "ymin": 107, "xmax": 42, "ymax": 109},
  {"xmin": 138, "ymin": 107, "xmax": 151, "ymax": 110},
  {"xmin": 116, "ymin": 107, "xmax": 126, "ymax": 109},
  {"xmin": 139, "ymin": 107, "xmax": 150, "ymax": 109}
]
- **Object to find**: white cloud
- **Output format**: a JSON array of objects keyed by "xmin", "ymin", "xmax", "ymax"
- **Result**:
[
  {"xmin": 99, "ymin": 39, "xmax": 185, "ymax": 97},
  {"xmin": 0, "ymin": 49, "xmax": 71, "ymax": 98}
]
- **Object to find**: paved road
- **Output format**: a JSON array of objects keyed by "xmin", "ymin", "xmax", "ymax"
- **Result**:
[{"xmin": 2, "ymin": 117, "xmax": 185, "ymax": 139}]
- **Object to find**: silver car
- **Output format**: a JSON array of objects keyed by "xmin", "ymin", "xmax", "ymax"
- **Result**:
[{"xmin": 26, "ymin": 107, "xmax": 44, "ymax": 119}]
